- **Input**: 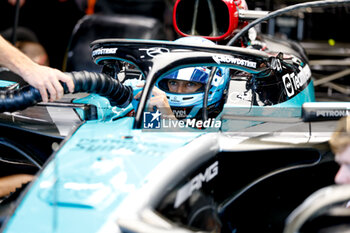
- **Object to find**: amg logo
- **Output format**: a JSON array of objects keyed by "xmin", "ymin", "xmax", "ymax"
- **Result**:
[{"xmin": 174, "ymin": 161, "xmax": 218, "ymax": 208}]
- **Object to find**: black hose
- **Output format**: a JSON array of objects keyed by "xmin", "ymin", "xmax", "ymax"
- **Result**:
[
  {"xmin": 0, "ymin": 85, "xmax": 40, "ymax": 112},
  {"xmin": 0, "ymin": 71, "xmax": 133, "ymax": 113},
  {"xmin": 66, "ymin": 71, "xmax": 133, "ymax": 108}
]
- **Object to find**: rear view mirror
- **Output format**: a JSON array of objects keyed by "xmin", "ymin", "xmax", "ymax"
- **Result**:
[
  {"xmin": 173, "ymin": 0, "xmax": 269, "ymax": 41},
  {"xmin": 173, "ymin": 0, "xmax": 239, "ymax": 41}
]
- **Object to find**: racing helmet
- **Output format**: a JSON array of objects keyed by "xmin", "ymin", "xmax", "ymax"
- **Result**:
[{"xmin": 156, "ymin": 37, "xmax": 230, "ymax": 119}]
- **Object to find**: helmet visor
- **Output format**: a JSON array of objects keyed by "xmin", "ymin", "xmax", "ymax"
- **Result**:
[
  {"xmin": 158, "ymin": 79, "xmax": 205, "ymax": 94},
  {"xmin": 158, "ymin": 67, "xmax": 212, "ymax": 94}
]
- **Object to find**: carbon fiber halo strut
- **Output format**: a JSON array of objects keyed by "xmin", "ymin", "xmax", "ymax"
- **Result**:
[{"xmin": 0, "ymin": 71, "xmax": 133, "ymax": 113}]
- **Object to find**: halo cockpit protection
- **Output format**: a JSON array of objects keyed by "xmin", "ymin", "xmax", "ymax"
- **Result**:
[{"xmin": 155, "ymin": 37, "xmax": 231, "ymax": 120}]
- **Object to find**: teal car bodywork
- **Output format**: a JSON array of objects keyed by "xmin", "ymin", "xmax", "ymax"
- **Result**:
[
  {"xmin": 2, "ymin": 39, "xmax": 335, "ymax": 233},
  {"xmin": 4, "ymin": 117, "xmax": 202, "ymax": 233}
]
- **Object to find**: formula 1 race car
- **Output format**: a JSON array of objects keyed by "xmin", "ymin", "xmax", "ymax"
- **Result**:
[{"xmin": 0, "ymin": 1, "xmax": 350, "ymax": 233}]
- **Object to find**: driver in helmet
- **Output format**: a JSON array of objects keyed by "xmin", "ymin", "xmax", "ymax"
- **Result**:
[
  {"xmin": 134, "ymin": 65, "xmax": 229, "ymax": 121},
  {"xmin": 157, "ymin": 66, "xmax": 229, "ymax": 120},
  {"xmin": 135, "ymin": 36, "xmax": 230, "ymax": 121}
]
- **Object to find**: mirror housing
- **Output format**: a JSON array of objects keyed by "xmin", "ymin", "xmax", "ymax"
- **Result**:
[
  {"xmin": 173, "ymin": 0, "xmax": 239, "ymax": 41},
  {"xmin": 172, "ymin": 0, "xmax": 269, "ymax": 41}
]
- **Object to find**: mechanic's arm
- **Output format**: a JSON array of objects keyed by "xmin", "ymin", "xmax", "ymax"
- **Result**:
[
  {"xmin": 134, "ymin": 84, "xmax": 177, "ymax": 120},
  {"xmin": 0, "ymin": 35, "xmax": 74, "ymax": 102}
]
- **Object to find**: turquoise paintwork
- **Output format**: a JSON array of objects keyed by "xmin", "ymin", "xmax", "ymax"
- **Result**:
[
  {"xmin": 73, "ymin": 79, "xmax": 144, "ymax": 121},
  {"xmin": 3, "ymin": 117, "xmax": 201, "ymax": 233},
  {"xmin": 0, "ymin": 80, "xmax": 17, "ymax": 87},
  {"xmin": 278, "ymin": 80, "xmax": 316, "ymax": 107},
  {"xmin": 2, "ymin": 78, "xmax": 315, "ymax": 233},
  {"xmin": 73, "ymin": 94, "xmax": 134, "ymax": 121}
]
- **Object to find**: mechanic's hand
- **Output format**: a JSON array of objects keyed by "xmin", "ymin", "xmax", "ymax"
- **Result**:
[
  {"xmin": 0, "ymin": 35, "xmax": 74, "ymax": 102},
  {"xmin": 21, "ymin": 63, "xmax": 75, "ymax": 102},
  {"xmin": 134, "ymin": 83, "xmax": 176, "ymax": 120}
]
